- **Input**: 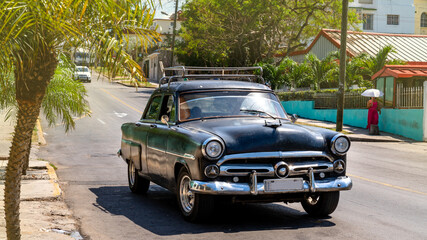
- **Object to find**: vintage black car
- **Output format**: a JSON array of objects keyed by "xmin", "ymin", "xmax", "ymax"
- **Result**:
[{"xmin": 118, "ymin": 66, "xmax": 352, "ymax": 222}]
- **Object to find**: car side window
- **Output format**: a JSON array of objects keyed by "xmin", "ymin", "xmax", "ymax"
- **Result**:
[
  {"xmin": 160, "ymin": 95, "xmax": 176, "ymax": 122},
  {"xmin": 166, "ymin": 95, "xmax": 176, "ymax": 122},
  {"xmin": 145, "ymin": 95, "xmax": 162, "ymax": 120}
]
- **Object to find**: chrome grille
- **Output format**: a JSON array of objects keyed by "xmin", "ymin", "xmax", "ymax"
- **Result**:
[{"xmin": 218, "ymin": 161, "xmax": 333, "ymax": 177}]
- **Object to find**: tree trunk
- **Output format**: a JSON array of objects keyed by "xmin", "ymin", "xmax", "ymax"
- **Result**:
[
  {"xmin": 4, "ymin": 100, "xmax": 42, "ymax": 240},
  {"xmin": 21, "ymin": 139, "xmax": 31, "ymax": 176},
  {"xmin": 4, "ymin": 48, "xmax": 57, "ymax": 240}
]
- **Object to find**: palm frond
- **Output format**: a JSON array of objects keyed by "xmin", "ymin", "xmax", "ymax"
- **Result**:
[{"xmin": 42, "ymin": 65, "xmax": 90, "ymax": 132}]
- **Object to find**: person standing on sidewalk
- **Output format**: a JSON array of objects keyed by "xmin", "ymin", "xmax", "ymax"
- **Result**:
[{"xmin": 367, "ymin": 97, "xmax": 381, "ymax": 134}]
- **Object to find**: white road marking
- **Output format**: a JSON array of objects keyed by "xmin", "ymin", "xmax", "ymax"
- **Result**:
[
  {"xmin": 97, "ymin": 118, "xmax": 106, "ymax": 125},
  {"xmin": 114, "ymin": 111, "xmax": 128, "ymax": 118}
]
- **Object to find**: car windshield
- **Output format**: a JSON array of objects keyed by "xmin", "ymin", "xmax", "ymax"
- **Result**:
[
  {"xmin": 179, "ymin": 91, "xmax": 287, "ymax": 121},
  {"xmin": 77, "ymin": 67, "xmax": 89, "ymax": 72}
]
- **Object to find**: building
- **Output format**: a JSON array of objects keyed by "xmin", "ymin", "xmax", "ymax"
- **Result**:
[
  {"xmin": 415, "ymin": 0, "xmax": 427, "ymax": 35},
  {"xmin": 372, "ymin": 64, "xmax": 426, "ymax": 108},
  {"xmin": 150, "ymin": 11, "xmax": 183, "ymax": 47},
  {"xmin": 287, "ymin": 29, "xmax": 427, "ymax": 63},
  {"xmin": 370, "ymin": 64, "xmax": 427, "ymax": 141},
  {"xmin": 142, "ymin": 14, "xmax": 184, "ymax": 81},
  {"xmin": 349, "ymin": 0, "xmax": 415, "ymax": 34}
]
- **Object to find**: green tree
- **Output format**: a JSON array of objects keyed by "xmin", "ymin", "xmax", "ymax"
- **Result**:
[
  {"xmin": 330, "ymin": 46, "xmax": 406, "ymax": 89},
  {"xmin": 304, "ymin": 53, "xmax": 337, "ymax": 90},
  {"xmin": 177, "ymin": 0, "xmax": 359, "ymax": 66},
  {"xmin": 279, "ymin": 58, "xmax": 309, "ymax": 90},
  {"xmin": 0, "ymin": 1, "xmax": 159, "ymax": 239},
  {"xmin": 365, "ymin": 45, "xmax": 406, "ymax": 75},
  {"xmin": 257, "ymin": 61, "xmax": 286, "ymax": 90}
]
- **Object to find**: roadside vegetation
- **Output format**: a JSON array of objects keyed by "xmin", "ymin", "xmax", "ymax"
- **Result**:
[
  {"xmin": 173, "ymin": 0, "xmax": 404, "ymax": 93},
  {"xmin": 175, "ymin": 0, "xmax": 360, "ymax": 67},
  {"xmin": 259, "ymin": 45, "xmax": 406, "ymax": 92},
  {"xmin": 0, "ymin": 1, "xmax": 159, "ymax": 239}
]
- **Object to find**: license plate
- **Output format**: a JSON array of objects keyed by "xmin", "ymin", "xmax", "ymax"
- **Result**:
[{"xmin": 264, "ymin": 178, "xmax": 304, "ymax": 192}]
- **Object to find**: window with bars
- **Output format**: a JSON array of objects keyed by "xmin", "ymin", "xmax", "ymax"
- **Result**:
[
  {"xmin": 363, "ymin": 14, "xmax": 374, "ymax": 30},
  {"xmin": 387, "ymin": 15, "xmax": 399, "ymax": 25},
  {"xmin": 421, "ymin": 13, "xmax": 427, "ymax": 27}
]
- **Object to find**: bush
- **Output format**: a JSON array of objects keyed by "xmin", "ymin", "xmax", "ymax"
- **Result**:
[
  {"xmin": 277, "ymin": 88, "xmax": 366, "ymax": 101},
  {"xmin": 277, "ymin": 91, "xmax": 316, "ymax": 101}
]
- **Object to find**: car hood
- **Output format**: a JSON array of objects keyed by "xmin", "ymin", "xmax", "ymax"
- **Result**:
[{"xmin": 182, "ymin": 118, "xmax": 332, "ymax": 154}]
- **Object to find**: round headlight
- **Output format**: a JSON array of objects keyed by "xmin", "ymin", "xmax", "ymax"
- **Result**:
[
  {"xmin": 332, "ymin": 135, "xmax": 350, "ymax": 155},
  {"xmin": 205, "ymin": 140, "xmax": 222, "ymax": 158}
]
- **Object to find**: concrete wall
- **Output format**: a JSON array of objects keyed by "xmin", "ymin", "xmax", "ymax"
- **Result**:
[
  {"xmin": 282, "ymin": 100, "xmax": 424, "ymax": 141},
  {"xmin": 424, "ymin": 81, "xmax": 427, "ymax": 141},
  {"xmin": 349, "ymin": 0, "xmax": 415, "ymax": 34}
]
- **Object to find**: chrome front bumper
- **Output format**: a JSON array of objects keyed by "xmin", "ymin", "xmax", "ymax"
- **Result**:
[{"xmin": 190, "ymin": 170, "xmax": 352, "ymax": 195}]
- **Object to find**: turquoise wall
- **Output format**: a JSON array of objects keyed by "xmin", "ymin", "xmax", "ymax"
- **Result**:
[{"xmin": 282, "ymin": 101, "xmax": 424, "ymax": 141}]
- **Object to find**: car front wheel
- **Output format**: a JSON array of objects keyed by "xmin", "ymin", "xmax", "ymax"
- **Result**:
[
  {"xmin": 301, "ymin": 191, "xmax": 340, "ymax": 217},
  {"xmin": 128, "ymin": 160, "xmax": 149, "ymax": 194},
  {"xmin": 177, "ymin": 168, "xmax": 214, "ymax": 222}
]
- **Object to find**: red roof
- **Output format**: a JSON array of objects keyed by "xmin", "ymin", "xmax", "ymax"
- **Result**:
[{"xmin": 371, "ymin": 65, "xmax": 427, "ymax": 80}]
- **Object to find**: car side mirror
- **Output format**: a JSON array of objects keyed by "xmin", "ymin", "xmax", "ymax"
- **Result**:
[
  {"xmin": 290, "ymin": 114, "xmax": 298, "ymax": 123},
  {"xmin": 161, "ymin": 115, "xmax": 170, "ymax": 127}
]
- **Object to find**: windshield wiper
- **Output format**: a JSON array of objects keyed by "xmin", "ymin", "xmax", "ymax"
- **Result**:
[{"xmin": 240, "ymin": 109, "xmax": 276, "ymax": 119}]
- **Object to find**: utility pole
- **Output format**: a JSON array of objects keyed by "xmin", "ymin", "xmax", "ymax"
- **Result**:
[
  {"xmin": 336, "ymin": 0, "xmax": 349, "ymax": 132},
  {"xmin": 170, "ymin": 0, "xmax": 179, "ymax": 67}
]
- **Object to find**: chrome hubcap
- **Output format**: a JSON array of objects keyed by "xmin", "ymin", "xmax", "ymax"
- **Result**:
[
  {"xmin": 129, "ymin": 162, "xmax": 135, "ymax": 186},
  {"xmin": 180, "ymin": 175, "xmax": 194, "ymax": 213}
]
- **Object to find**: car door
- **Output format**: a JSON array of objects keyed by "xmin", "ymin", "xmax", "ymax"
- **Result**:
[
  {"xmin": 146, "ymin": 94, "xmax": 173, "ymax": 185},
  {"xmin": 128, "ymin": 95, "xmax": 162, "ymax": 176}
]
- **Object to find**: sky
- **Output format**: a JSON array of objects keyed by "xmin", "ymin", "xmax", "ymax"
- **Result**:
[{"xmin": 153, "ymin": 0, "xmax": 185, "ymax": 19}]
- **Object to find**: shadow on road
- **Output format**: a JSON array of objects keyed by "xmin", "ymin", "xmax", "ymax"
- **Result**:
[{"xmin": 89, "ymin": 185, "xmax": 335, "ymax": 236}]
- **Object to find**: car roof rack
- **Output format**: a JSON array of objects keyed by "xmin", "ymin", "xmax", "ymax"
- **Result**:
[{"xmin": 159, "ymin": 66, "xmax": 265, "ymax": 88}]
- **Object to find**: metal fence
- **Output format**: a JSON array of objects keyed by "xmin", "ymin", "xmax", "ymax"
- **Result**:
[
  {"xmin": 396, "ymin": 84, "xmax": 424, "ymax": 109},
  {"xmin": 314, "ymin": 92, "xmax": 367, "ymax": 109}
]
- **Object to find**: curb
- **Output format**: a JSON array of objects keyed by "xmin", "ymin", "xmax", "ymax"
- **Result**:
[
  {"xmin": 36, "ymin": 118, "xmax": 46, "ymax": 146},
  {"xmin": 46, "ymin": 163, "xmax": 62, "ymax": 197},
  {"xmin": 348, "ymin": 135, "xmax": 404, "ymax": 142}
]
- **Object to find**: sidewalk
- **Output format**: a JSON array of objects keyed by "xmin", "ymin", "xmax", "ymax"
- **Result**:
[
  {"xmin": 0, "ymin": 110, "xmax": 82, "ymax": 240},
  {"xmin": 295, "ymin": 117, "xmax": 412, "ymax": 142}
]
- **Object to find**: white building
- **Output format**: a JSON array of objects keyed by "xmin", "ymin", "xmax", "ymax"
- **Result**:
[
  {"xmin": 349, "ymin": 0, "xmax": 415, "ymax": 34},
  {"xmin": 150, "ymin": 18, "xmax": 183, "ymax": 47}
]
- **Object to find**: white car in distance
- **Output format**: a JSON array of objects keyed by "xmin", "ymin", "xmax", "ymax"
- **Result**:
[{"xmin": 74, "ymin": 66, "xmax": 91, "ymax": 83}]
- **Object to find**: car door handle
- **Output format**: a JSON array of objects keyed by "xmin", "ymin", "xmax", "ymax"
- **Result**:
[
  {"xmin": 135, "ymin": 122, "xmax": 143, "ymax": 127},
  {"xmin": 150, "ymin": 124, "xmax": 157, "ymax": 128}
]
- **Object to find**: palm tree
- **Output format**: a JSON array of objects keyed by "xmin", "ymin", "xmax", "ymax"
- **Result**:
[
  {"xmin": 345, "ymin": 53, "xmax": 372, "ymax": 88},
  {"xmin": 0, "ymin": 1, "xmax": 159, "ymax": 239},
  {"xmin": 279, "ymin": 58, "xmax": 309, "ymax": 90},
  {"xmin": 304, "ymin": 53, "xmax": 337, "ymax": 90},
  {"xmin": 365, "ymin": 45, "xmax": 406, "ymax": 75},
  {"xmin": 257, "ymin": 61, "xmax": 288, "ymax": 90},
  {"xmin": 330, "ymin": 45, "xmax": 405, "ymax": 89},
  {"xmin": 1, "ymin": 57, "xmax": 91, "ymax": 172}
]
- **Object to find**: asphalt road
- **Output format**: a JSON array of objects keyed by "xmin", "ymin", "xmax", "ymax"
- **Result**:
[{"xmin": 38, "ymin": 73, "xmax": 427, "ymax": 240}]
